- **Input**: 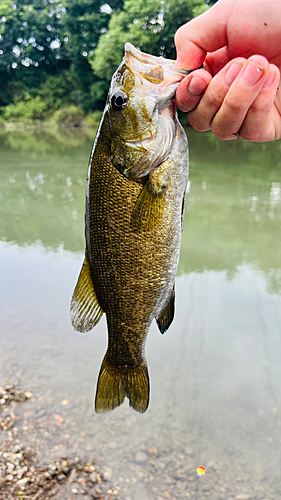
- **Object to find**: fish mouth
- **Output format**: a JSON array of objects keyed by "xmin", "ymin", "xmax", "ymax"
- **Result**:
[
  {"xmin": 125, "ymin": 129, "xmax": 157, "ymax": 150},
  {"xmin": 124, "ymin": 43, "xmax": 190, "ymax": 85}
]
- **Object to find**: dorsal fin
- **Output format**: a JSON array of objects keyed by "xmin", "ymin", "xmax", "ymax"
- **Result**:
[{"xmin": 70, "ymin": 252, "xmax": 104, "ymax": 332}]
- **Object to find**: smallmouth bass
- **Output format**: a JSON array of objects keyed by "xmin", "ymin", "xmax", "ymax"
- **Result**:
[{"xmin": 71, "ymin": 43, "xmax": 189, "ymax": 413}]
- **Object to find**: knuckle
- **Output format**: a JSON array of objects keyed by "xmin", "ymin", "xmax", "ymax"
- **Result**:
[
  {"xmin": 224, "ymin": 97, "xmax": 242, "ymax": 114},
  {"xmin": 203, "ymin": 88, "xmax": 222, "ymax": 110},
  {"xmin": 211, "ymin": 126, "xmax": 231, "ymax": 140},
  {"xmin": 188, "ymin": 114, "xmax": 210, "ymax": 132},
  {"xmin": 240, "ymin": 131, "xmax": 256, "ymax": 141}
]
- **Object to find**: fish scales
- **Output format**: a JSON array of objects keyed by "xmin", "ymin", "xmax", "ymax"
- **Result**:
[{"xmin": 71, "ymin": 43, "xmax": 189, "ymax": 413}]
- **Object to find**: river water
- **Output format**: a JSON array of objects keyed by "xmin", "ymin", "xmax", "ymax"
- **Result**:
[{"xmin": 0, "ymin": 127, "xmax": 281, "ymax": 500}]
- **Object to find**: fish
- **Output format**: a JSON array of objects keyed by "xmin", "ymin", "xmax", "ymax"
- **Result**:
[{"xmin": 70, "ymin": 43, "xmax": 189, "ymax": 413}]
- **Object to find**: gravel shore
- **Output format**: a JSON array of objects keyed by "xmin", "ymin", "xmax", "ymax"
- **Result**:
[{"xmin": 0, "ymin": 384, "xmax": 118, "ymax": 500}]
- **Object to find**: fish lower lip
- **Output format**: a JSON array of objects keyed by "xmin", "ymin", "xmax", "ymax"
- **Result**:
[{"xmin": 125, "ymin": 131, "xmax": 157, "ymax": 148}]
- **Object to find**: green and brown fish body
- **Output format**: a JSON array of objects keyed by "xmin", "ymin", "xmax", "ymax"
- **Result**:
[{"xmin": 71, "ymin": 44, "xmax": 189, "ymax": 413}]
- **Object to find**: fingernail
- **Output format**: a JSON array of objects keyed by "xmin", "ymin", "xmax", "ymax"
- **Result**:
[
  {"xmin": 224, "ymin": 62, "xmax": 243, "ymax": 87},
  {"xmin": 242, "ymin": 61, "xmax": 264, "ymax": 87},
  {"xmin": 188, "ymin": 77, "xmax": 207, "ymax": 96},
  {"xmin": 263, "ymin": 71, "xmax": 275, "ymax": 90}
]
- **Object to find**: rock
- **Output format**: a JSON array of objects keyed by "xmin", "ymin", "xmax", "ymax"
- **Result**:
[
  {"xmin": 150, "ymin": 446, "xmax": 158, "ymax": 456},
  {"xmin": 69, "ymin": 468, "xmax": 77, "ymax": 481},
  {"xmin": 61, "ymin": 399, "xmax": 69, "ymax": 406},
  {"xmin": 202, "ymin": 484, "xmax": 213, "ymax": 492},
  {"xmin": 91, "ymin": 484, "xmax": 104, "ymax": 497},
  {"xmin": 57, "ymin": 474, "xmax": 67, "ymax": 483},
  {"xmin": 6, "ymin": 462, "xmax": 15, "ymax": 472},
  {"xmin": 89, "ymin": 472, "xmax": 98, "ymax": 483},
  {"xmin": 103, "ymin": 466, "xmax": 112, "ymax": 481},
  {"xmin": 77, "ymin": 477, "xmax": 87, "ymax": 491},
  {"xmin": 163, "ymin": 493, "xmax": 171, "ymax": 499},
  {"xmin": 54, "ymin": 414, "xmax": 64, "ymax": 424},
  {"xmin": 16, "ymin": 468, "xmax": 25, "ymax": 479},
  {"xmin": 236, "ymin": 496, "xmax": 250, "ymax": 500},
  {"xmin": 24, "ymin": 391, "xmax": 33, "ymax": 400},
  {"xmin": 17, "ymin": 477, "xmax": 29, "ymax": 487},
  {"xmin": 135, "ymin": 451, "xmax": 147, "ymax": 463}
]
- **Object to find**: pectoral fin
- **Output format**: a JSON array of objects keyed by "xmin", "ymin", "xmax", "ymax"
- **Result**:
[
  {"xmin": 156, "ymin": 286, "xmax": 175, "ymax": 334},
  {"xmin": 131, "ymin": 177, "xmax": 166, "ymax": 232},
  {"xmin": 70, "ymin": 252, "xmax": 104, "ymax": 332}
]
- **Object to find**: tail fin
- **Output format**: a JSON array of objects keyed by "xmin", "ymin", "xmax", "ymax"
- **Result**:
[{"xmin": 95, "ymin": 354, "xmax": 149, "ymax": 414}]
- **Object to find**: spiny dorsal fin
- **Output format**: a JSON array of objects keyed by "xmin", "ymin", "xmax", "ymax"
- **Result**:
[
  {"xmin": 130, "ymin": 178, "xmax": 166, "ymax": 232},
  {"xmin": 95, "ymin": 355, "xmax": 149, "ymax": 413},
  {"xmin": 70, "ymin": 253, "xmax": 103, "ymax": 332},
  {"xmin": 156, "ymin": 286, "xmax": 175, "ymax": 334}
]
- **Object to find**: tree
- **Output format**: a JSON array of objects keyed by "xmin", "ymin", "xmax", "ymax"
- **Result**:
[
  {"xmin": 92, "ymin": 0, "xmax": 208, "ymax": 81},
  {"xmin": 0, "ymin": 0, "xmax": 210, "ymax": 114}
]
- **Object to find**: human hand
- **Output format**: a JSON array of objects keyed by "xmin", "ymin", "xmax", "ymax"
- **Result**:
[{"xmin": 175, "ymin": 0, "xmax": 281, "ymax": 142}]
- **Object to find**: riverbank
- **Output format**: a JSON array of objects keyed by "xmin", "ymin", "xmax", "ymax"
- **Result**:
[
  {"xmin": 0, "ymin": 109, "xmax": 102, "ymax": 131},
  {"xmin": 0, "ymin": 384, "xmax": 119, "ymax": 500},
  {"xmin": 0, "ymin": 107, "xmax": 189, "ymax": 131}
]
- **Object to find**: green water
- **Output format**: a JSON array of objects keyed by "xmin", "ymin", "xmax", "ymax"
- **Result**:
[{"xmin": 0, "ymin": 127, "xmax": 281, "ymax": 499}]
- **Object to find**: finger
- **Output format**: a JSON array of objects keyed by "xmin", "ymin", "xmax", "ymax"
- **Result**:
[
  {"xmin": 239, "ymin": 64, "xmax": 281, "ymax": 142},
  {"xmin": 211, "ymin": 55, "xmax": 270, "ymax": 140},
  {"xmin": 204, "ymin": 47, "xmax": 231, "ymax": 76},
  {"xmin": 175, "ymin": 69, "xmax": 212, "ymax": 113},
  {"xmin": 187, "ymin": 58, "xmax": 246, "ymax": 132},
  {"xmin": 175, "ymin": 1, "xmax": 233, "ymax": 70}
]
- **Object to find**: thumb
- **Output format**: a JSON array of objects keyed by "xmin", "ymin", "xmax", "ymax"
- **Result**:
[{"xmin": 175, "ymin": 1, "xmax": 233, "ymax": 70}]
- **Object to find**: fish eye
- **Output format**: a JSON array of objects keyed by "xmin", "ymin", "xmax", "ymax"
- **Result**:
[{"xmin": 111, "ymin": 91, "xmax": 128, "ymax": 111}]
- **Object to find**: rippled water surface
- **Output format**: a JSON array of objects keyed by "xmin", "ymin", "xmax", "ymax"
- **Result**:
[{"xmin": 0, "ymin": 128, "xmax": 281, "ymax": 499}]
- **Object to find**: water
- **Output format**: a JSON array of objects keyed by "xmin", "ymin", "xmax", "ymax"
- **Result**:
[{"xmin": 0, "ymin": 127, "xmax": 281, "ymax": 499}]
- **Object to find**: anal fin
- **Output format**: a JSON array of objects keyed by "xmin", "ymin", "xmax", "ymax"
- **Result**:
[
  {"xmin": 70, "ymin": 252, "xmax": 103, "ymax": 332},
  {"xmin": 156, "ymin": 286, "xmax": 175, "ymax": 334}
]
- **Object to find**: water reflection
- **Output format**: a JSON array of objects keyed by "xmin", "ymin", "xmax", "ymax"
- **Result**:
[
  {"xmin": 1, "ymin": 128, "xmax": 281, "ymax": 499},
  {"xmin": 0, "ymin": 128, "xmax": 280, "ymax": 292}
]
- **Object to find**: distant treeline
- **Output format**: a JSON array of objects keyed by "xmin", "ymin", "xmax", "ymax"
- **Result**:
[{"xmin": 0, "ymin": 0, "xmax": 217, "ymax": 124}]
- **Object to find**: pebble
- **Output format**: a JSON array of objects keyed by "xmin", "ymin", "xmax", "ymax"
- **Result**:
[
  {"xmin": 61, "ymin": 399, "xmax": 69, "ymax": 406},
  {"xmin": 103, "ymin": 466, "xmax": 112, "ymax": 481},
  {"xmin": 89, "ymin": 471, "xmax": 98, "ymax": 483},
  {"xmin": 69, "ymin": 468, "xmax": 77, "ymax": 481},
  {"xmin": 91, "ymin": 484, "xmax": 104, "ymax": 497},
  {"xmin": 150, "ymin": 446, "xmax": 158, "ymax": 456},
  {"xmin": 236, "ymin": 496, "xmax": 250, "ymax": 500},
  {"xmin": 54, "ymin": 414, "xmax": 64, "ymax": 423},
  {"xmin": 24, "ymin": 391, "xmax": 33, "ymax": 400},
  {"xmin": 16, "ymin": 477, "xmax": 29, "ymax": 487},
  {"xmin": 134, "ymin": 451, "xmax": 147, "ymax": 463},
  {"xmin": 57, "ymin": 473, "xmax": 67, "ymax": 483}
]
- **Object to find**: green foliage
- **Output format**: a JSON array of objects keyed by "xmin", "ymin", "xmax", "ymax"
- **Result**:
[
  {"xmin": 84, "ymin": 111, "xmax": 103, "ymax": 128},
  {"xmin": 2, "ymin": 94, "xmax": 48, "ymax": 121},
  {"xmin": 92, "ymin": 0, "xmax": 208, "ymax": 80},
  {"xmin": 0, "ymin": 0, "xmax": 210, "ymax": 119},
  {"xmin": 51, "ymin": 105, "xmax": 85, "ymax": 127}
]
